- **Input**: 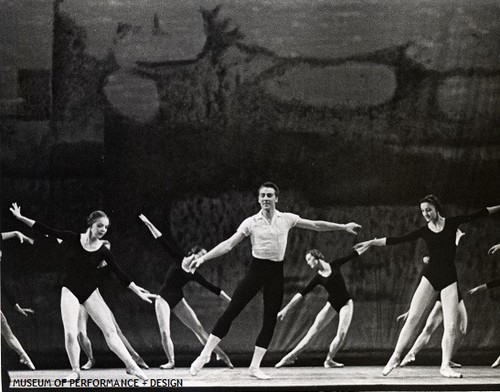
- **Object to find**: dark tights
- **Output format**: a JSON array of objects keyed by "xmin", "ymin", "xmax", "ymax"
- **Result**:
[{"xmin": 212, "ymin": 258, "xmax": 284, "ymax": 349}]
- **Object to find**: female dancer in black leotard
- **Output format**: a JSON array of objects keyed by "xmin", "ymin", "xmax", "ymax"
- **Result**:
[
  {"xmin": 10, "ymin": 203, "xmax": 151, "ymax": 380},
  {"xmin": 355, "ymin": 195, "xmax": 499, "ymax": 378},
  {"xmin": 397, "ymin": 229, "xmax": 467, "ymax": 368},
  {"xmin": 139, "ymin": 214, "xmax": 233, "ymax": 370},
  {"xmin": 1, "ymin": 231, "xmax": 36, "ymax": 370},
  {"xmin": 467, "ymin": 242, "xmax": 500, "ymax": 368},
  {"xmin": 275, "ymin": 248, "xmax": 366, "ymax": 369}
]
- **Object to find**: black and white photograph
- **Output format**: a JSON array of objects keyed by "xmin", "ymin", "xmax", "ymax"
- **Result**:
[{"xmin": 1, "ymin": 0, "xmax": 499, "ymax": 390}]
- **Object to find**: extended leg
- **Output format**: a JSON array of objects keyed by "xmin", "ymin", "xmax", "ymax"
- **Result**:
[
  {"xmin": 325, "ymin": 299, "xmax": 354, "ymax": 368},
  {"xmin": 77, "ymin": 306, "xmax": 95, "ymax": 370},
  {"xmin": 440, "ymin": 283, "xmax": 462, "ymax": 378},
  {"xmin": 60, "ymin": 288, "xmax": 83, "ymax": 380},
  {"xmin": 155, "ymin": 296, "xmax": 175, "ymax": 369},
  {"xmin": 1, "ymin": 312, "xmax": 35, "ymax": 370}
]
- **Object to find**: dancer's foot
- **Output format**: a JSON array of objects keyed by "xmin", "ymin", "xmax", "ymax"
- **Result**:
[
  {"xmin": 190, "ymin": 355, "xmax": 210, "ymax": 376},
  {"xmin": 382, "ymin": 354, "xmax": 401, "ymax": 376},
  {"xmin": 449, "ymin": 360, "xmax": 462, "ymax": 368},
  {"xmin": 275, "ymin": 354, "xmax": 296, "ymax": 368},
  {"xmin": 135, "ymin": 357, "xmax": 149, "ymax": 369},
  {"xmin": 20, "ymin": 355, "xmax": 35, "ymax": 370},
  {"xmin": 400, "ymin": 352, "xmax": 416, "ymax": 367},
  {"xmin": 64, "ymin": 370, "xmax": 81, "ymax": 381},
  {"xmin": 216, "ymin": 353, "xmax": 234, "ymax": 369},
  {"xmin": 249, "ymin": 367, "xmax": 271, "ymax": 380},
  {"xmin": 492, "ymin": 356, "xmax": 500, "ymax": 368},
  {"xmin": 81, "ymin": 358, "xmax": 95, "ymax": 370},
  {"xmin": 440, "ymin": 366, "xmax": 462, "ymax": 378},
  {"xmin": 324, "ymin": 358, "xmax": 344, "ymax": 368},
  {"xmin": 159, "ymin": 362, "xmax": 175, "ymax": 370},
  {"xmin": 126, "ymin": 367, "xmax": 148, "ymax": 381}
]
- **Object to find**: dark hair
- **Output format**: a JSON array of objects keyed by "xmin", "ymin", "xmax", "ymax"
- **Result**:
[
  {"xmin": 419, "ymin": 194, "xmax": 443, "ymax": 214},
  {"xmin": 86, "ymin": 210, "xmax": 109, "ymax": 227},
  {"xmin": 188, "ymin": 245, "xmax": 204, "ymax": 256},
  {"xmin": 259, "ymin": 182, "xmax": 279, "ymax": 197},
  {"xmin": 306, "ymin": 248, "xmax": 325, "ymax": 261}
]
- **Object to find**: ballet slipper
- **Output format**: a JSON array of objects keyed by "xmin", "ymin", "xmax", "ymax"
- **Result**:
[
  {"xmin": 20, "ymin": 355, "xmax": 36, "ymax": 370},
  {"xmin": 126, "ymin": 367, "xmax": 148, "ymax": 381},
  {"xmin": 159, "ymin": 362, "xmax": 175, "ymax": 369},
  {"xmin": 400, "ymin": 352, "xmax": 416, "ymax": 367},
  {"xmin": 190, "ymin": 355, "xmax": 210, "ymax": 376},
  {"xmin": 249, "ymin": 367, "xmax": 271, "ymax": 380},
  {"xmin": 440, "ymin": 366, "xmax": 462, "ymax": 378},
  {"xmin": 449, "ymin": 360, "xmax": 462, "ymax": 368},
  {"xmin": 382, "ymin": 354, "xmax": 401, "ymax": 376},
  {"xmin": 275, "ymin": 355, "xmax": 296, "ymax": 368},
  {"xmin": 64, "ymin": 370, "xmax": 81, "ymax": 381},
  {"xmin": 491, "ymin": 356, "xmax": 500, "ymax": 368},
  {"xmin": 324, "ymin": 359, "xmax": 344, "ymax": 368},
  {"xmin": 81, "ymin": 358, "xmax": 95, "ymax": 370},
  {"xmin": 135, "ymin": 357, "xmax": 149, "ymax": 369},
  {"xmin": 216, "ymin": 353, "xmax": 234, "ymax": 369}
]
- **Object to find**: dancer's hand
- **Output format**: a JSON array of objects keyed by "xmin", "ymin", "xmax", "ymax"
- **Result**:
[
  {"xmin": 488, "ymin": 244, "xmax": 500, "ymax": 255},
  {"xmin": 344, "ymin": 222, "xmax": 362, "ymax": 235},
  {"xmin": 277, "ymin": 309, "xmax": 288, "ymax": 321},
  {"xmin": 15, "ymin": 231, "xmax": 34, "ymax": 245},
  {"xmin": 467, "ymin": 285, "xmax": 486, "ymax": 295},
  {"xmin": 129, "ymin": 282, "xmax": 153, "ymax": 303},
  {"xmin": 138, "ymin": 214, "xmax": 150, "ymax": 225},
  {"xmin": 396, "ymin": 311, "xmax": 408, "ymax": 322},
  {"xmin": 219, "ymin": 290, "xmax": 231, "ymax": 303},
  {"xmin": 15, "ymin": 304, "xmax": 34, "ymax": 317},
  {"xmin": 181, "ymin": 254, "xmax": 196, "ymax": 273},
  {"xmin": 10, "ymin": 203, "xmax": 23, "ymax": 219},
  {"xmin": 423, "ymin": 256, "xmax": 430, "ymax": 264},
  {"xmin": 353, "ymin": 240, "xmax": 373, "ymax": 253},
  {"xmin": 144, "ymin": 293, "xmax": 159, "ymax": 300}
]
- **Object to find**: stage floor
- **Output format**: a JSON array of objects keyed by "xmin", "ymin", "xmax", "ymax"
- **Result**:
[{"xmin": 7, "ymin": 366, "xmax": 500, "ymax": 391}]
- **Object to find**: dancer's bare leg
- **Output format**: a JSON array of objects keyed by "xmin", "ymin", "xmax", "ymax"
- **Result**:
[
  {"xmin": 449, "ymin": 300, "xmax": 467, "ymax": 368},
  {"xmin": 492, "ymin": 355, "xmax": 500, "ymax": 368},
  {"xmin": 401, "ymin": 302, "xmax": 442, "ymax": 367},
  {"xmin": 439, "ymin": 283, "xmax": 462, "ymax": 378},
  {"xmin": 325, "ymin": 300, "xmax": 353, "ymax": 368},
  {"xmin": 77, "ymin": 306, "xmax": 95, "ymax": 370},
  {"xmin": 174, "ymin": 299, "xmax": 233, "ymax": 368},
  {"xmin": 276, "ymin": 303, "xmax": 334, "ymax": 368},
  {"xmin": 383, "ymin": 278, "xmax": 437, "ymax": 376},
  {"xmin": 84, "ymin": 291, "xmax": 147, "ymax": 380},
  {"xmin": 60, "ymin": 288, "xmax": 83, "ymax": 380},
  {"xmin": 155, "ymin": 297, "xmax": 175, "ymax": 369},
  {"xmin": 1, "ymin": 312, "xmax": 35, "ymax": 370},
  {"xmin": 110, "ymin": 312, "xmax": 149, "ymax": 369}
]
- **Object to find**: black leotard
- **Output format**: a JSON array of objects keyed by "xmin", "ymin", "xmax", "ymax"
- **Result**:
[
  {"xmin": 32, "ymin": 222, "xmax": 131, "ymax": 303},
  {"xmin": 300, "ymin": 251, "xmax": 358, "ymax": 313},
  {"xmin": 154, "ymin": 235, "xmax": 221, "ymax": 308},
  {"xmin": 386, "ymin": 209, "xmax": 488, "ymax": 291}
]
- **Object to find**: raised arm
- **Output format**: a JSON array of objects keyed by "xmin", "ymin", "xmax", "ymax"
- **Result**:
[
  {"xmin": 139, "ymin": 214, "xmax": 185, "ymax": 260},
  {"xmin": 9, "ymin": 203, "xmax": 35, "ymax": 227},
  {"xmin": 488, "ymin": 243, "xmax": 500, "ymax": 255},
  {"xmin": 295, "ymin": 218, "xmax": 361, "ymax": 235},
  {"xmin": 487, "ymin": 205, "xmax": 500, "ymax": 215},
  {"xmin": 1, "ymin": 231, "xmax": 34, "ymax": 245},
  {"xmin": 183, "ymin": 231, "xmax": 246, "ymax": 273}
]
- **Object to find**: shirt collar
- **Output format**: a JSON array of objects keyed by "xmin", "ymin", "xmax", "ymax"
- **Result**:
[{"xmin": 256, "ymin": 209, "xmax": 282, "ymax": 222}]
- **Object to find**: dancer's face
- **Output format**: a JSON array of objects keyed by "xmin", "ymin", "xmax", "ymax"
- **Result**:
[
  {"xmin": 305, "ymin": 253, "xmax": 320, "ymax": 269},
  {"xmin": 420, "ymin": 202, "xmax": 438, "ymax": 222},
  {"xmin": 90, "ymin": 217, "xmax": 109, "ymax": 239},
  {"xmin": 258, "ymin": 186, "xmax": 278, "ymax": 211}
]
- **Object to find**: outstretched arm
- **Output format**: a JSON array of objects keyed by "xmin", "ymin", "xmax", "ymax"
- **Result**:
[
  {"xmin": 488, "ymin": 244, "xmax": 500, "ymax": 255},
  {"xmin": 277, "ymin": 293, "xmax": 303, "ymax": 321},
  {"xmin": 9, "ymin": 203, "xmax": 35, "ymax": 227},
  {"xmin": 138, "ymin": 214, "xmax": 162, "ymax": 238},
  {"xmin": 467, "ymin": 284, "xmax": 487, "ymax": 295},
  {"xmin": 295, "ymin": 218, "xmax": 361, "ymax": 235},
  {"xmin": 487, "ymin": 205, "xmax": 500, "ymax": 215},
  {"xmin": 183, "ymin": 231, "xmax": 246, "ymax": 273},
  {"xmin": 354, "ymin": 237, "xmax": 387, "ymax": 253},
  {"xmin": 1, "ymin": 231, "xmax": 34, "ymax": 245}
]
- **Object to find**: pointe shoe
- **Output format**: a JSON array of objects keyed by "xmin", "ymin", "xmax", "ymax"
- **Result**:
[
  {"xmin": 126, "ymin": 367, "xmax": 148, "ymax": 381},
  {"xmin": 324, "ymin": 359, "xmax": 344, "ymax": 368},
  {"xmin": 190, "ymin": 355, "xmax": 209, "ymax": 376},
  {"xmin": 275, "ymin": 355, "xmax": 296, "ymax": 368},
  {"xmin": 491, "ymin": 356, "xmax": 500, "ymax": 368},
  {"xmin": 249, "ymin": 367, "xmax": 271, "ymax": 380},
  {"xmin": 440, "ymin": 366, "xmax": 462, "ymax": 378},
  {"xmin": 449, "ymin": 360, "xmax": 462, "ymax": 368},
  {"xmin": 159, "ymin": 362, "xmax": 175, "ymax": 369},
  {"xmin": 382, "ymin": 355, "xmax": 401, "ymax": 376},
  {"xmin": 64, "ymin": 370, "xmax": 81, "ymax": 381},
  {"xmin": 20, "ymin": 355, "xmax": 36, "ymax": 370},
  {"xmin": 136, "ymin": 357, "xmax": 149, "ymax": 369},
  {"xmin": 400, "ymin": 353, "xmax": 416, "ymax": 367},
  {"xmin": 216, "ymin": 353, "xmax": 234, "ymax": 369},
  {"xmin": 81, "ymin": 358, "xmax": 95, "ymax": 370}
]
